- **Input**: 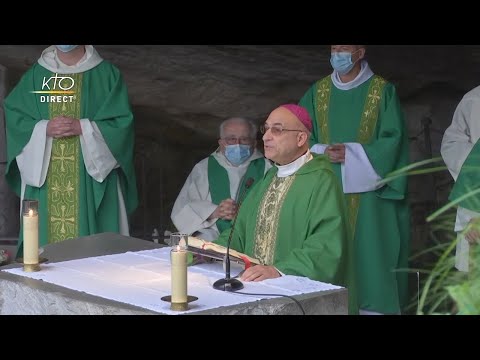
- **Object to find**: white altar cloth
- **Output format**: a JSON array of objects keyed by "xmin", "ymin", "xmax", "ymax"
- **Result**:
[{"xmin": 2, "ymin": 248, "xmax": 341, "ymax": 314}]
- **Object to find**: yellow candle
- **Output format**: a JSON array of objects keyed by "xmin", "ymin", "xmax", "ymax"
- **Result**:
[
  {"xmin": 171, "ymin": 246, "xmax": 188, "ymax": 303},
  {"xmin": 23, "ymin": 209, "xmax": 39, "ymax": 265}
]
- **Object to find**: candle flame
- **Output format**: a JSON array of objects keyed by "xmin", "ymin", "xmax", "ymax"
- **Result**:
[
  {"xmin": 29, "ymin": 209, "xmax": 34, "ymax": 216},
  {"xmin": 176, "ymin": 245, "xmax": 180, "ymax": 251}
]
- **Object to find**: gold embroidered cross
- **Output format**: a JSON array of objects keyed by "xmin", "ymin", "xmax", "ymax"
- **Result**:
[
  {"xmin": 51, "ymin": 205, "xmax": 75, "ymax": 235},
  {"xmin": 51, "ymin": 180, "xmax": 75, "ymax": 199},
  {"xmin": 52, "ymin": 143, "xmax": 74, "ymax": 172},
  {"xmin": 317, "ymin": 83, "xmax": 330, "ymax": 98},
  {"xmin": 368, "ymin": 90, "xmax": 381, "ymax": 104}
]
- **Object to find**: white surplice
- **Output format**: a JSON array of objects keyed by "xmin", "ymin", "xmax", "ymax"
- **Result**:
[
  {"xmin": 441, "ymin": 85, "xmax": 480, "ymax": 271},
  {"xmin": 171, "ymin": 149, "xmax": 271, "ymax": 241}
]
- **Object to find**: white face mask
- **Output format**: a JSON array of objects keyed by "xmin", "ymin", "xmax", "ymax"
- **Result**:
[{"xmin": 56, "ymin": 45, "xmax": 79, "ymax": 53}]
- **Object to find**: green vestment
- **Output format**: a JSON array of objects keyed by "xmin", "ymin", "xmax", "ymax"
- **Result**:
[
  {"xmin": 4, "ymin": 60, "xmax": 138, "ymax": 256},
  {"xmin": 449, "ymin": 138, "xmax": 480, "ymax": 212},
  {"xmin": 208, "ymin": 155, "xmax": 265, "ymax": 233},
  {"xmin": 215, "ymin": 155, "xmax": 358, "ymax": 313},
  {"xmin": 300, "ymin": 75, "xmax": 410, "ymax": 314}
]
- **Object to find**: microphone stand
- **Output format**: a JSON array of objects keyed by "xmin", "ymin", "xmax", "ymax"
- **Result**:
[{"xmin": 213, "ymin": 178, "xmax": 254, "ymax": 292}]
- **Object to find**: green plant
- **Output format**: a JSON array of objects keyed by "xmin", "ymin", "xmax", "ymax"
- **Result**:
[
  {"xmin": 446, "ymin": 244, "xmax": 480, "ymax": 315},
  {"xmin": 382, "ymin": 157, "xmax": 480, "ymax": 315}
]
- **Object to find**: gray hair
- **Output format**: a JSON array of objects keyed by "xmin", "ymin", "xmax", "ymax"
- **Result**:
[{"xmin": 219, "ymin": 117, "xmax": 258, "ymax": 139}]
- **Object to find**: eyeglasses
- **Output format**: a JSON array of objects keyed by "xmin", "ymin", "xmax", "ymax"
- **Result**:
[
  {"xmin": 222, "ymin": 136, "xmax": 252, "ymax": 145},
  {"xmin": 260, "ymin": 124, "xmax": 305, "ymax": 136}
]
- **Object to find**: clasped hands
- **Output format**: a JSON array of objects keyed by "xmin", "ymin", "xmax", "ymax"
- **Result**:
[
  {"xmin": 46, "ymin": 116, "xmax": 82, "ymax": 139},
  {"xmin": 210, "ymin": 198, "xmax": 238, "ymax": 221},
  {"xmin": 325, "ymin": 143, "xmax": 345, "ymax": 163}
]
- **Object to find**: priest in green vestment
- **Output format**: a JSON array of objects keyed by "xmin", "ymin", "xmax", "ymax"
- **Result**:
[
  {"xmin": 215, "ymin": 104, "xmax": 357, "ymax": 314},
  {"xmin": 4, "ymin": 45, "xmax": 138, "ymax": 257},
  {"xmin": 171, "ymin": 117, "xmax": 271, "ymax": 241},
  {"xmin": 299, "ymin": 45, "xmax": 410, "ymax": 315}
]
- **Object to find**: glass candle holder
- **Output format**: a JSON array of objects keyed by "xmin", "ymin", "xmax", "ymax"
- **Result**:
[
  {"xmin": 169, "ymin": 232, "xmax": 188, "ymax": 249},
  {"xmin": 22, "ymin": 199, "xmax": 40, "ymax": 272}
]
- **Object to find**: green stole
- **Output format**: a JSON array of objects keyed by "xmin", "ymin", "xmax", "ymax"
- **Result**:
[
  {"xmin": 254, "ymin": 174, "xmax": 296, "ymax": 265},
  {"xmin": 47, "ymin": 73, "xmax": 82, "ymax": 242},
  {"xmin": 208, "ymin": 155, "xmax": 265, "ymax": 233},
  {"xmin": 449, "ymin": 139, "xmax": 480, "ymax": 212},
  {"xmin": 314, "ymin": 75, "xmax": 387, "ymax": 233}
]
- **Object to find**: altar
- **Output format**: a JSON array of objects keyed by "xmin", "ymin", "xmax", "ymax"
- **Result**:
[{"xmin": 0, "ymin": 233, "xmax": 348, "ymax": 315}]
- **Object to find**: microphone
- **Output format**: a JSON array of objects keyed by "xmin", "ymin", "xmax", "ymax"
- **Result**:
[{"xmin": 213, "ymin": 177, "xmax": 255, "ymax": 292}]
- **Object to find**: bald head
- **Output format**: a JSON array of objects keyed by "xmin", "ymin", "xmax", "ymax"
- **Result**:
[{"xmin": 262, "ymin": 106, "xmax": 310, "ymax": 165}]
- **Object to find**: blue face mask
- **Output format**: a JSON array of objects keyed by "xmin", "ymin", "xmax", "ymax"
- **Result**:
[
  {"xmin": 330, "ymin": 51, "xmax": 358, "ymax": 75},
  {"xmin": 56, "ymin": 45, "xmax": 79, "ymax": 53},
  {"xmin": 225, "ymin": 145, "xmax": 251, "ymax": 166}
]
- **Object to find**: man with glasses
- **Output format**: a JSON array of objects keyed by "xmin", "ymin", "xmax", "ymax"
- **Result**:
[
  {"xmin": 214, "ymin": 104, "xmax": 357, "ymax": 314},
  {"xmin": 299, "ymin": 45, "xmax": 410, "ymax": 315},
  {"xmin": 171, "ymin": 117, "xmax": 271, "ymax": 241}
]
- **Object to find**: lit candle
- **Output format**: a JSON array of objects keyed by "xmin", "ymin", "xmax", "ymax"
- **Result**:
[
  {"xmin": 23, "ymin": 208, "xmax": 39, "ymax": 265},
  {"xmin": 171, "ymin": 245, "xmax": 188, "ymax": 303}
]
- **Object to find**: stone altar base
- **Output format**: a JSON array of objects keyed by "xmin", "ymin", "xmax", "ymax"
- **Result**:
[{"xmin": 0, "ymin": 233, "xmax": 348, "ymax": 315}]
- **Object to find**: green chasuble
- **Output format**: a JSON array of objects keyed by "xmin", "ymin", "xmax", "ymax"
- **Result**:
[
  {"xmin": 215, "ymin": 155, "xmax": 358, "ymax": 314},
  {"xmin": 300, "ymin": 75, "xmax": 410, "ymax": 314},
  {"xmin": 208, "ymin": 156, "xmax": 265, "ymax": 233},
  {"xmin": 4, "ymin": 61, "xmax": 138, "ymax": 256},
  {"xmin": 449, "ymin": 139, "xmax": 480, "ymax": 212}
]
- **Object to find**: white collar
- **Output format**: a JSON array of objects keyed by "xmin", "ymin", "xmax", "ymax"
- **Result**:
[
  {"xmin": 38, "ymin": 45, "xmax": 103, "ymax": 74},
  {"xmin": 331, "ymin": 60, "xmax": 374, "ymax": 91},
  {"xmin": 276, "ymin": 150, "xmax": 313, "ymax": 178}
]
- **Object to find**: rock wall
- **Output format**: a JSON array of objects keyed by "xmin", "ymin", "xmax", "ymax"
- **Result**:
[{"xmin": 0, "ymin": 45, "xmax": 474, "ymax": 250}]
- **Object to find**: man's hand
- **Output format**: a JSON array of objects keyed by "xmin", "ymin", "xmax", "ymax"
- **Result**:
[
  {"xmin": 46, "ymin": 116, "xmax": 82, "ymax": 138},
  {"xmin": 465, "ymin": 218, "xmax": 480, "ymax": 245},
  {"xmin": 240, "ymin": 265, "xmax": 281, "ymax": 282},
  {"xmin": 325, "ymin": 143, "xmax": 346, "ymax": 163},
  {"xmin": 209, "ymin": 198, "xmax": 238, "ymax": 221}
]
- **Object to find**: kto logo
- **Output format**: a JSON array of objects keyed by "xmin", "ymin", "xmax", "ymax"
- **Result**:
[{"xmin": 30, "ymin": 73, "xmax": 76, "ymax": 103}]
